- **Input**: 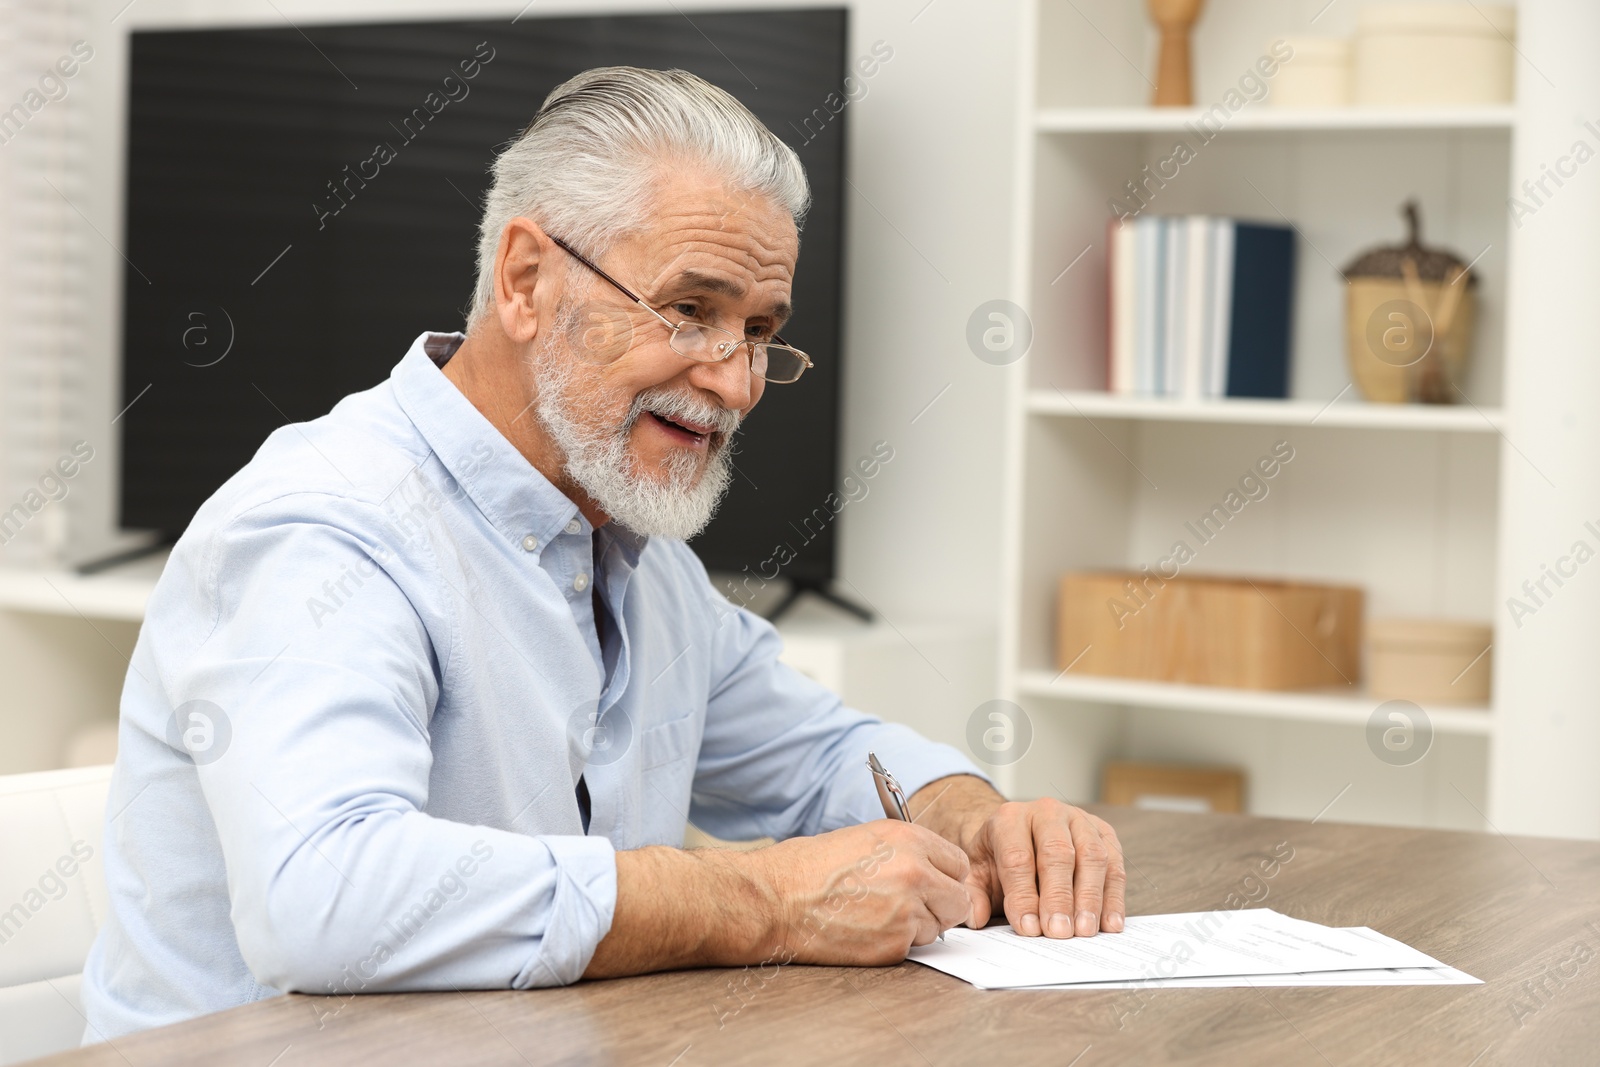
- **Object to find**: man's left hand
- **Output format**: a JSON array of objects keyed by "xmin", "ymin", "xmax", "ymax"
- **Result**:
[{"xmin": 908, "ymin": 776, "xmax": 1126, "ymax": 939}]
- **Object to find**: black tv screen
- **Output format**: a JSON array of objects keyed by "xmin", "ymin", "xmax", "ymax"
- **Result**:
[{"xmin": 118, "ymin": 9, "xmax": 846, "ymax": 587}]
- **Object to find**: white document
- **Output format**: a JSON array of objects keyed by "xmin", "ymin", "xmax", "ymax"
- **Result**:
[
  {"xmin": 907, "ymin": 909, "xmax": 1451, "ymax": 991},
  {"xmin": 1010, "ymin": 930, "xmax": 1480, "ymax": 989},
  {"xmin": 1011, "ymin": 966, "xmax": 1481, "ymax": 990}
]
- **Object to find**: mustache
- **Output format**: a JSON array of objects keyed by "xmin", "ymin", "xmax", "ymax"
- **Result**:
[{"xmin": 623, "ymin": 386, "xmax": 742, "ymax": 440}]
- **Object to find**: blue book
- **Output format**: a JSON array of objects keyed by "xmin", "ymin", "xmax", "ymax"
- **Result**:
[{"xmin": 1224, "ymin": 222, "xmax": 1296, "ymax": 399}]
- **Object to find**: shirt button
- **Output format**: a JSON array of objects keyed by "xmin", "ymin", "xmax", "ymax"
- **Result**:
[
  {"xmin": 565, "ymin": 519, "xmax": 581, "ymax": 535},
  {"xmin": 573, "ymin": 573, "xmax": 590, "ymax": 592},
  {"xmin": 520, "ymin": 535, "xmax": 539, "ymax": 552}
]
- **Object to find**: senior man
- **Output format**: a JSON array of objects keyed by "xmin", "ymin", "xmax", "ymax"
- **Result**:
[{"xmin": 81, "ymin": 67, "xmax": 1124, "ymax": 1040}]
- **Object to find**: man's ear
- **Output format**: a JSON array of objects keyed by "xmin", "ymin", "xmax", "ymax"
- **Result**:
[{"xmin": 493, "ymin": 217, "xmax": 549, "ymax": 344}]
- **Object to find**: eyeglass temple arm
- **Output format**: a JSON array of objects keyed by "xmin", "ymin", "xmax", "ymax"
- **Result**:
[{"xmin": 547, "ymin": 233, "xmax": 675, "ymax": 326}]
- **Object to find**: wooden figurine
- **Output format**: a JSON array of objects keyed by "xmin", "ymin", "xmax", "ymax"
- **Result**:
[{"xmin": 1148, "ymin": 0, "xmax": 1206, "ymax": 107}]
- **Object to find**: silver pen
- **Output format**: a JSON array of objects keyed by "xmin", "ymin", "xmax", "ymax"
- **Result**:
[
  {"xmin": 867, "ymin": 751, "xmax": 947, "ymax": 941},
  {"xmin": 867, "ymin": 751, "xmax": 911, "ymax": 821}
]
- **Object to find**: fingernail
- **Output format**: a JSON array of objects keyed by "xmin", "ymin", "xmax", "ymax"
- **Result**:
[
  {"xmin": 1109, "ymin": 913, "xmax": 1125, "ymax": 932},
  {"xmin": 1048, "ymin": 913, "xmax": 1073, "ymax": 938},
  {"xmin": 1020, "ymin": 913, "xmax": 1041, "ymax": 936},
  {"xmin": 1077, "ymin": 910, "xmax": 1097, "ymax": 936}
]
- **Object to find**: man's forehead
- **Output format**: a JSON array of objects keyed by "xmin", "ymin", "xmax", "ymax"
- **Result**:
[
  {"xmin": 636, "ymin": 179, "xmax": 796, "ymax": 266},
  {"xmin": 637, "ymin": 219, "xmax": 796, "ymax": 273},
  {"xmin": 630, "ymin": 206, "xmax": 797, "ymax": 312}
]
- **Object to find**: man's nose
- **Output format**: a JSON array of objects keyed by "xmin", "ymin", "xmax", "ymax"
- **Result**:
[{"xmin": 686, "ymin": 343, "xmax": 754, "ymax": 413}]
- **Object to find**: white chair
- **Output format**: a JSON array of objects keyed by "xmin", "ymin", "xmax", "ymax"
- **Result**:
[{"xmin": 0, "ymin": 765, "xmax": 112, "ymax": 1065}]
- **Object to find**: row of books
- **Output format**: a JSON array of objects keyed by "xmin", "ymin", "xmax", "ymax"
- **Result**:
[{"xmin": 1107, "ymin": 215, "xmax": 1296, "ymax": 399}]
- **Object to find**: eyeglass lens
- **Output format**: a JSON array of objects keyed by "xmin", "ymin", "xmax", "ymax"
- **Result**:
[{"xmin": 667, "ymin": 323, "xmax": 806, "ymax": 384}]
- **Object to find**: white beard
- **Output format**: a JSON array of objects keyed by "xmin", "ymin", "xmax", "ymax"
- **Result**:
[{"xmin": 530, "ymin": 308, "xmax": 741, "ymax": 541}]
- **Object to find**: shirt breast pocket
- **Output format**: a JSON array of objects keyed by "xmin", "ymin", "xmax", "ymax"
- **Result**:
[{"xmin": 640, "ymin": 712, "xmax": 701, "ymax": 772}]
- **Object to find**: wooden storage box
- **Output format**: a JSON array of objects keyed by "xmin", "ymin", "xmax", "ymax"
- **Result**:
[
  {"xmin": 1367, "ymin": 618, "xmax": 1492, "ymax": 705},
  {"xmin": 1058, "ymin": 572, "xmax": 1363, "ymax": 691},
  {"xmin": 1101, "ymin": 762, "xmax": 1245, "ymax": 814}
]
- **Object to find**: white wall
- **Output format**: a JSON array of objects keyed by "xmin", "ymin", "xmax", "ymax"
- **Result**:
[{"xmin": 831, "ymin": 0, "xmax": 1016, "ymax": 629}]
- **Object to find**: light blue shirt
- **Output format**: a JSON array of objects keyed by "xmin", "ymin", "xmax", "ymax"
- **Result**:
[{"xmin": 81, "ymin": 331, "xmax": 984, "ymax": 1041}]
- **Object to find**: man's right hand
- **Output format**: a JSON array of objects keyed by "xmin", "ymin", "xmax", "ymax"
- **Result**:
[
  {"xmin": 584, "ymin": 820, "xmax": 975, "ymax": 979},
  {"xmin": 747, "ymin": 820, "xmax": 977, "ymax": 965}
]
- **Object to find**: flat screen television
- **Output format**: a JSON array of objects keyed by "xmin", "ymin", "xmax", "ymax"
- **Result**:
[{"xmin": 117, "ymin": 9, "xmax": 846, "ymax": 597}]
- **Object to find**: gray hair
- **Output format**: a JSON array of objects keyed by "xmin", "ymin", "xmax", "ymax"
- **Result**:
[{"xmin": 466, "ymin": 66, "xmax": 810, "ymax": 330}]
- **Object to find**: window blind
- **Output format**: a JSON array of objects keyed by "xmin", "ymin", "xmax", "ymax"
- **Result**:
[{"xmin": 0, "ymin": 0, "xmax": 89, "ymax": 567}]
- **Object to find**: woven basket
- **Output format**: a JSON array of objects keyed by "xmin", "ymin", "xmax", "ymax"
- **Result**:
[
  {"xmin": 1343, "ymin": 201, "xmax": 1477, "ymax": 404},
  {"xmin": 1345, "ymin": 276, "xmax": 1475, "ymax": 404}
]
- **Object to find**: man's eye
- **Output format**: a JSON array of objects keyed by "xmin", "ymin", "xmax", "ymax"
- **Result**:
[
  {"xmin": 670, "ymin": 303, "xmax": 701, "ymax": 320},
  {"xmin": 746, "ymin": 325, "xmax": 773, "ymax": 340}
]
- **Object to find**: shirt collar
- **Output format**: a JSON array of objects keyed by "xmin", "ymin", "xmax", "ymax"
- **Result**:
[{"xmin": 391, "ymin": 330, "xmax": 647, "ymax": 565}]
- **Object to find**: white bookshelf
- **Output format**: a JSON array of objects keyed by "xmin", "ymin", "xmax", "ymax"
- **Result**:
[
  {"xmin": 993, "ymin": 0, "xmax": 1549, "ymax": 833},
  {"xmin": 1028, "ymin": 390, "xmax": 1505, "ymax": 432},
  {"xmin": 1015, "ymin": 670, "xmax": 1493, "ymax": 737},
  {"xmin": 1036, "ymin": 106, "xmax": 1516, "ymax": 134}
]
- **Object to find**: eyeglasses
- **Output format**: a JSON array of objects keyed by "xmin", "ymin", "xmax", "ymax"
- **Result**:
[{"xmin": 547, "ymin": 233, "xmax": 814, "ymax": 385}]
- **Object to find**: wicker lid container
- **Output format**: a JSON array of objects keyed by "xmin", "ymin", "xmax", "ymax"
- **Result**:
[
  {"xmin": 1269, "ymin": 37, "xmax": 1351, "ymax": 109},
  {"xmin": 1354, "ymin": 3, "xmax": 1516, "ymax": 106}
]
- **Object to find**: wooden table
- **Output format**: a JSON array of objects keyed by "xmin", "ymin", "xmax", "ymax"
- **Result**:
[{"xmin": 35, "ymin": 808, "xmax": 1600, "ymax": 1066}]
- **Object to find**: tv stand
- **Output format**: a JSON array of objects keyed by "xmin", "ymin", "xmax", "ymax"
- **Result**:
[
  {"xmin": 73, "ymin": 536, "xmax": 175, "ymax": 576},
  {"xmin": 763, "ymin": 579, "xmax": 872, "ymax": 624}
]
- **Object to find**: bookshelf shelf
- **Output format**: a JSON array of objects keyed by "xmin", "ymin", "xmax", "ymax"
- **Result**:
[
  {"xmin": 1025, "ymin": 390, "xmax": 1505, "ymax": 432},
  {"xmin": 1015, "ymin": 670, "xmax": 1495, "ymax": 736},
  {"xmin": 1035, "ymin": 106, "xmax": 1516, "ymax": 134}
]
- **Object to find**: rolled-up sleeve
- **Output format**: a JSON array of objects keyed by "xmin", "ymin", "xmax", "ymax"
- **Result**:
[
  {"xmin": 180, "ymin": 493, "xmax": 616, "ymax": 994},
  {"xmin": 687, "ymin": 596, "xmax": 989, "ymax": 842}
]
